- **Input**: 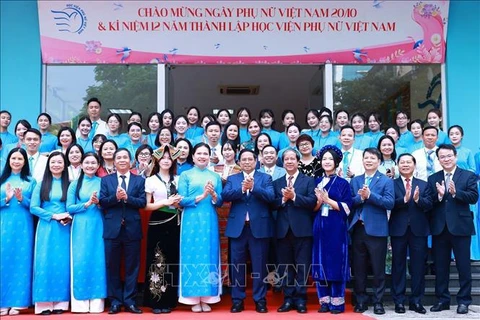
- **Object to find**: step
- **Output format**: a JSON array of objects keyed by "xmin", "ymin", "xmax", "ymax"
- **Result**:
[
  {"xmin": 362, "ymin": 287, "xmax": 480, "ymax": 305},
  {"xmin": 350, "ymin": 273, "xmax": 480, "ymax": 289},
  {"xmin": 451, "ymin": 261, "xmax": 480, "ymax": 273}
]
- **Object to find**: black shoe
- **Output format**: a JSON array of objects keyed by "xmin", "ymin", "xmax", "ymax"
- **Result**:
[
  {"xmin": 161, "ymin": 308, "xmax": 171, "ymax": 313},
  {"xmin": 152, "ymin": 308, "xmax": 162, "ymax": 314},
  {"xmin": 430, "ymin": 302, "xmax": 450, "ymax": 312},
  {"xmin": 39, "ymin": 310, "xmax": 52, "ymax": 315},
  {"xmin": 457, "ymin": 304, "xmax": 469, "ymax": 314},
  {"xmin": 126, "ymin": 305, "xmax": 142, "ymax": 314},
  {"xmin": 354, "ymin": 303, "xmax": 368, "ymax": 313},
  {"xmin": 296, "ymin": 303, "xmax": 307, "ymax": 313},
  {"xmin": 108, "ymin": 305, "xmax": 121, "ymax": 314},
  {"xmin": 52, "ymin": 309, "xmax": 64, "ymax": 314},
  {"xmin": 230, "ymin": 301, "xmax": 244, "ymax": 313},
  {"xmin": 394, "ymin": 303, "xmax": 405, "ymax": 314},
  {"xmin": 318, "ymin": 303, "xmax": 329, "ymax": 313},
  {"xmin": 330, "ymin": 309, "xmax": 343, "ymax": 314},
  {"xmin": 277, "ymin": 302, "xmax": 294, "ymax": 312},
  {"xmin": 373, "ymin": 303, "xmax": 385, "ymax": 315},
  {"xmin": 255, "ymin": 301, "xmax": 268, "ymax": 313},
  {"xmin": 409, "ymin": 303, "xmax": 426, "ymax": 314}
]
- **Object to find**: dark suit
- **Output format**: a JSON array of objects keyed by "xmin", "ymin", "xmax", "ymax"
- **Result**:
[
  {"xmin": 272, "ymin": 172, "xmax": 316, "ymax": 306},
  {"xmin": 348, "ymin": 171, "xmax": 394, "ymax": 305},
  {"xmin": 390, "ymin": 177, "xmax": 432, "ymax": 305},
  {"xmin": 221, "ymin": 170, "xmax": 275, "ymax": 304},
  {"xmin": 425, "ymin": 167, "xmax": 478, "ymax": 305},
  {"xmin": 99, "ymin": 172, "xmax": 146, "ymax": 307}
]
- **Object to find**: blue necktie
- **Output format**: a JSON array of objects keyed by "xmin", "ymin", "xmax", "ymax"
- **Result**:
[
  {"xmin": 120, "ymin": 175, "xmax": 127, "ymax": 191},
  {"xmin": 365, "ymin": 176, "xmax": 372, "ymax": 186},
  {"xmin": 426, "ymin": 150, "xmax": 434, "ymax": 176},
  {"xmin": 89, "ymin": 121, "xmax": 98, "ymax": 139},
  {"xmin": 28, "ymin": 156, "xmax": 34, "ymax": 175}
]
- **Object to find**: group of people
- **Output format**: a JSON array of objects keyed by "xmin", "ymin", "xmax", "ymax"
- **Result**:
[{"xmin": 0, "ymin": 99, "xmax": 479, "ymax": 316}]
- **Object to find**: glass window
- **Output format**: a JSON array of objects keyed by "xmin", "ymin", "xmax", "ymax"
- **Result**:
[
  {"xmin": 44, "ymin": 65, "xmax": 158, "ymax": 131},
  {"xmin": 333, "ymin": 64, "xmax": 442, "ymax": 129}
]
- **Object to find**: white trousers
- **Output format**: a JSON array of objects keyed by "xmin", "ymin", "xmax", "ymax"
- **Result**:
[
  {"xmin": 178, "ymin": 295, "xmax": 221, "ymax": 305},
  {"xmin": 70, "ymin": 296, "xmax": 104, "ymax": 313}
]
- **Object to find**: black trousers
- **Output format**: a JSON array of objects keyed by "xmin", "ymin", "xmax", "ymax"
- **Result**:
[
  {"xmin": 391, "ymin": 226, "xmax": 428, "ymax": 305},
  {"xmin": 276, "ymin": 229, "xmax": 312, "ymax": 305},
  {"xmin": 104, "ymin": 226, "xmax": 141, "ymax": 307},
  {"xmin": 352, "ymin": 223, "xmax": 387, "ymax": 304},
  {"xmin": 432, "ymin": 226, "xmax": 472, "ymax": 305}
]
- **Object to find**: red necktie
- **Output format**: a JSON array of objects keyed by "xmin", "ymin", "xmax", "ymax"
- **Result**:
[{"xmin": 288, "ymin": 175, "xmax": 293, "ymax": 187}]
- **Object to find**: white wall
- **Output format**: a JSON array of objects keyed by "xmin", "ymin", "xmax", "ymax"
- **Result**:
[{"xmin": 168, "ymin": 65, "xmax": 321, "ymax": 126}]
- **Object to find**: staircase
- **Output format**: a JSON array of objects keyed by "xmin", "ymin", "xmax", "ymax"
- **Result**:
[{"xmin": 348, "ymin": 261, "xmax": 480, "ymax": 305}]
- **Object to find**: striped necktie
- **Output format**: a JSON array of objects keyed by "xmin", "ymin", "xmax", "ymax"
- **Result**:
[{"xmin": 426, "ymin": 150, "xmax": 434, "ymax": 176}]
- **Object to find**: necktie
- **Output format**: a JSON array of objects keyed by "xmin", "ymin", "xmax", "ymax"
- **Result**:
[
  {"xmin": 445, "ymin": 173, "xmax": 451, "ymax": 192},
  {"xmin": 360, "ymin": 176, "xmax": 371, "ymax": 222},
  {"xmin": 342, "ymin": 151, "xmax": 350, "ymax": 177},
  {"xmin": 405, "ymin": 178, "xmax": 411, "ymax": 191},
  {"xmin": 120, "ymin": 175, "xmax": 127, "ymax": 190},
  {"xmin": 426, "ymin": 150, "xmax": 434, "ymax": 176},
  {"xmin": 288, "ymin": 175, "xmax": 294, "ymax": 187},
  {"xmin": 90, "ymin": 121, "xmax": 98, "ymax": 139},
  {"xmin": 28, "ymin": 156, "xmax": 34, "ymax": 174},
  {"xmin": 365, "ymin": 176, "xmax": 372, "ymax": 186}
]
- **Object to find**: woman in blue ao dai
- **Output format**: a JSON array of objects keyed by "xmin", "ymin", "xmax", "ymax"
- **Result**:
[
  {"xmin": 123, "ymin": 122, "xmax": 144, "ymax": 161},
  {"xmin": 312, "ymin": 145, "xmax": 352, "ymax": 314},
  {"xmin": 30, "ymin": 151, "xmax": 72, "ymax": 315},
  {"xmin": 66, "ymin": 152, "xmax": 106, "ymax": 313},
  {"xmin": 0, "ymin": 148, "xmax": 36, "ymax": 316},
  {"xmin": 178, "ymin": 143, "xmax": 223, "ymax": 312}
]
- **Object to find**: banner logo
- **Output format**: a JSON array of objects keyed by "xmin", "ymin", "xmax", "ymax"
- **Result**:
[{"xmin": 51, "ymin": 4, "xmax": 87, "ymax": 34}]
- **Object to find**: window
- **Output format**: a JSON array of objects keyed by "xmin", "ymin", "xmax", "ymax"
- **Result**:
[
  {"xmin": 333, "ymin": 64, "xmax": 442, "ymax": 128},
  {"xmin": 44, "ymin": 65, "xmax": 158, "ymax": 131}
]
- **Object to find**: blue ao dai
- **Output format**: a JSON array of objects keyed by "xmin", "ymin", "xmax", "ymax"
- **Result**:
[
  {"xmin": 66, "ymin": 176, "xmax": 106, "ymax": 301},
  {"xmin": 178, "ymin": 166, "xmax": 223, "ymax": 304},
  {"xmin": 30, "ymin": 178, "xmax": 71, "ymax": 303},
  {"xmin": 0, "ymin": 174, "xmax": 36, "ymax": 308}
]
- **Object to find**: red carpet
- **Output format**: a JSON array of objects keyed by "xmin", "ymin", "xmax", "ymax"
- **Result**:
[{"xmin": 7, "ymin": 289, "xmax": 375, "ymax": 319}]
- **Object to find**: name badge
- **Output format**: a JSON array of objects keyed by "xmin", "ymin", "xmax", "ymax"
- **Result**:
[{"xmin": 321, "ymin": 204, "xmax": 331, "ymax": 217}]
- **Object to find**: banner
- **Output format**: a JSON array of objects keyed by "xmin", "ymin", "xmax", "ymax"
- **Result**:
[{"xmin": 37, "ymin": 1, "xmax": 449, "ymax": 64}]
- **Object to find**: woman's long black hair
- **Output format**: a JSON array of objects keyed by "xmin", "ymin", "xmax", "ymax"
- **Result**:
[
  {"xmin": 0, "ymin": 148, "xmax": 31, "ymax": 185},
  {"xmin": 40, "ymin": 151, "xmax": 69, "ymax": 202},
  {"xmin": 75, "ymin": 152, "xmax": 100, "ymax": 201}
]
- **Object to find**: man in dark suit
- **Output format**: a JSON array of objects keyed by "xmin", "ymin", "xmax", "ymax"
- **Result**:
[
  {"xmin": 390, "ymin": 153, "xmax": 432, "ymax": 314},
  {"xmin": 348, "ymin": 148, "xmax": 394, "ymax": 315},
  {"xmin": 221, "ymin": 149, "xmax": 275, "ymax": 313},
  {"xmin": 425, "ymin": 144, "xmax": 478, "ymax": 314},
  {"xmin": 99, "ymin": 148, "xmax": 146, "ymax": 314},
  {"xmin": 272, "ymin": 149, "xmax": 316, "ymax": 313}
]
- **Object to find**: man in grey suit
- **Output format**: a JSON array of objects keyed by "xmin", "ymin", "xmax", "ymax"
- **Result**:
[{"xmin": 259, "ymin": 145, "xmax": 286, "ymax": 181}]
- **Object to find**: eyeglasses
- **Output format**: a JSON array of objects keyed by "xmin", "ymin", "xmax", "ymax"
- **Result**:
[
  {"xmin": 298, "ymin": 142, "xmax": 311, "ymax": 148},
  {"xmin": 439, "ymin": 154, "xmax": 455, "ymax": 160},
  {"xmin": 138, "ymin": 152, "xmax": 151, "ymax": 157}
]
